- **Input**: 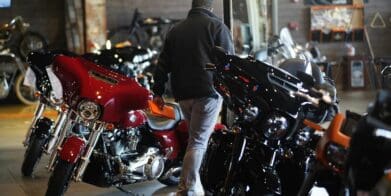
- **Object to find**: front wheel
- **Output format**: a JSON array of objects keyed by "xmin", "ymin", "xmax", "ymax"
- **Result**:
[
  {"xmin": 46, "ymin": 160, "xmax": 75, "ymax": 196},
  {"xmin": 21, "ymin": 135, "xmax": 47, "ymax": 176},
  {"xmin": 14, "ymin": 73, "xmax": 38, "ymax": 105}
]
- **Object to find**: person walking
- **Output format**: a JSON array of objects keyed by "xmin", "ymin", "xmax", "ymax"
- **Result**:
[{"xmin": 152, "ymin": 0, "xmax": 234, "ymax": 195}]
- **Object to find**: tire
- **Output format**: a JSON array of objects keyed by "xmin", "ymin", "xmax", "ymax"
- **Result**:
[
  {"xmin": 46, "ymin": 160, "xmax": 75, "ymax": 196},
  {"xmin": 18, "ymin": 31, "xmax": 48, "ymax": 60},
  {"xmin": 201, "ymin": 131, "xmax": 234, "ymax": 193},
  {"xmin": 14, "ymin": 73, "xmax": 38, "ymax": 105},
  {"xmin": 21, "ymin": 135, "xmax": 47, "ymax": 176}
]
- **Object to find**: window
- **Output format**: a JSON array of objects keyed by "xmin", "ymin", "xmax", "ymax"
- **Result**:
[{"xmin": 232, "ymin": 0, "xmax": 270, "ymax": 57}]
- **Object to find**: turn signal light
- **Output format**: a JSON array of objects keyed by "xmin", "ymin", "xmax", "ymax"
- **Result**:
[
  {"xmin": 34, "ymin": 91, "xmax": 41, "ymax": 97},
  {"xmin": 60, "ymin": 103, "xmax": 68, "ymax": 112},
  {"xmin": 106, "ymin": 123, "xmax": 115, "ymax": 130}
]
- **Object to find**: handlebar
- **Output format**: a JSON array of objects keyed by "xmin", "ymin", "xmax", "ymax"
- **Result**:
[
  {"xmin": 268, "ymin": 43, "xmax": 285, "ymax": 54},
  {"xmin": 292, "ymin": 88, "xmax": 333, "ymax": 108},
  {"xmin": 205, "ymin": 63, "xmax": 216, "ymax": 71}
]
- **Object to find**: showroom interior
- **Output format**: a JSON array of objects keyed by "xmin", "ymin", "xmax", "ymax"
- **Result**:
[{"xmin": 0, "ymin": 0, "xmax": 390, "ymax": 195}]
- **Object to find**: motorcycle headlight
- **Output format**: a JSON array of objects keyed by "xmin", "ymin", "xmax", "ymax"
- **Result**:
[
  {"xmin": 261, "ymin": 114, "xmax": 289, "ymax": 140},
  {"xmin": 325, "ymin": 143, "xmax": 348, "ymax": 170},
  {"xmin": 78, "ymin": 100, "xmax": 101, "ymax": 120}
]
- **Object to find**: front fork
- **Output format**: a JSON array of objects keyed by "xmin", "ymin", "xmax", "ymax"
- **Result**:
[
  {"xmin": 47, "ymin": 112, "xmax": 74, "ymax": 171},
  {"xmin": 297, "ymin": 160, "xmax": 321, "ymax": 196},
  {"xmin": 74, "ymin": 123, "xmax": 104, "ymax": 181},
  {"xmin": 23, "ymin": 101, "xmax": 46, "ymax": 146},
  {"xmin": 221, "ymin": 127, "xmax": 247, "ymax": 195},
  {"xmin": 44, "ymin": 109, "xmax": 69, "ymax": 154}
]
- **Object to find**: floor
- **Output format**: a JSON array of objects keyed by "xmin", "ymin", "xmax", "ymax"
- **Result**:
[{"xmin": 0, "ymin": 90, "xmax": 380, "ymax": 196}]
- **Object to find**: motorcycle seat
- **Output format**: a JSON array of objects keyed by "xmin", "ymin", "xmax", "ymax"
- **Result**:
[{"xmin": 146, "ymin": 102, "xmax": 183, "ymax": 131}]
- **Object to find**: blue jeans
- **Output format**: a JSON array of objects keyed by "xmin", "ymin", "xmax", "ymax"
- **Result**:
[{"xmin": 176, "ymin": 95, "xmax": 223, "ymax": 196}]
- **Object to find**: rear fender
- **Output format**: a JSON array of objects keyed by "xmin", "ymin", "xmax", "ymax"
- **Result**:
[{"xmin": 59, "ymin": 135, "xmax": 86, "ymax": 164}]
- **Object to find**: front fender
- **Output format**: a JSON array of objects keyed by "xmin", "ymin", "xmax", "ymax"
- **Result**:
[
  {"xmin": 59, "ymin": 135, "xmax": 85, "ymax": 164},
  {"xmin": 33, "ymin": 117, "xmax": 53, "ymax": 138}
]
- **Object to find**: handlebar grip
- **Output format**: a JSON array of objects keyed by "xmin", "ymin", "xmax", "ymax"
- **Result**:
[{"xmin": 205, "ymin": 63, "xmax": 216, "ymax": 71}]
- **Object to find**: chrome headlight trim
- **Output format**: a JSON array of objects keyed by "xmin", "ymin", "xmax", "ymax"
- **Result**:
[
  {"xmin": 77, "ymin": 100, "xmax": 101, "ymax": 121},
  {"xmin": 262, "ymin": 114, "xmax": 289, "ymax": 140}
]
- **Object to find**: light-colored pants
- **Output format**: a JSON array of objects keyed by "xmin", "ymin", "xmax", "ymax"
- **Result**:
[{"xmin": 176, "ymin": 95, "xmax": 223, "ymax": 196}]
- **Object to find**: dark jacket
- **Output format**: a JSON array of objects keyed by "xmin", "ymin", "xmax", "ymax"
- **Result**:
[{"xmin": 152, "ymin": 8, "xmax": 234, "ymax": 101}]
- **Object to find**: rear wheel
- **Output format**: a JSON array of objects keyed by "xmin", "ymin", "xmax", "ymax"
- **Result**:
[
  {"xmin": 21, "ymin": 135, "xmax": 47, "ymax": 176},
  {"xmin": 46, "ymin": 160, "xmax": 75, "ymax": 196}
]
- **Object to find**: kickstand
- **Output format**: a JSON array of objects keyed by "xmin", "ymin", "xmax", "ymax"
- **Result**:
[{"xmin": 116, "ymin": 185, "xmax": 136, "ymax": 196}]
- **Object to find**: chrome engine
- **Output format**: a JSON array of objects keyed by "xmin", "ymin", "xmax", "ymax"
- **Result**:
[
  {"xmin": 119, "ymin": 147, "xmax": 165, "ymax": 181},
  {"xmin": 101, "ymin": 129, "xmax": 165, "ymax": 182}
]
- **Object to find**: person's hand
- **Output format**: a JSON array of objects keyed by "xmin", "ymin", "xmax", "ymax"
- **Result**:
[{"xmin": 153, "ymin": 95, "xmax": 165, "ymax": 110}]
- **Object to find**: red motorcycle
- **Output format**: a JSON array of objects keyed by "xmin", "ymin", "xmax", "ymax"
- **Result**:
[{"xmin": 31, "ymin": 51, "xmax": 224, "ymax": 195}]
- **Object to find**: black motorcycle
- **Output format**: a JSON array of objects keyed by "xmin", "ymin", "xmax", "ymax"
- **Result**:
[
  {"xmin": 0, "ymin": 16, "xmax": 48, "ymax": 104},
  {"xmin": 346, "ymin": 90, "xmax": 391, "ymax": 196},
  {"xmin": 107, "ymin": 9, "xmax": 180, "ymax": 54},
  {"xmin": 201, "ymin": 47, "xmax": 333, "ymax": 195},
  {"xmin": 83, "ymin": 46, "xmax": 155, "ymax": 90}
]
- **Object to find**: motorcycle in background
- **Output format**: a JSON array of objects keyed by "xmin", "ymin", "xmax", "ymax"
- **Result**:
[
  {"xmin": 346, "ymin": 90, "xmax": 391, "ymax": 195},
  {"xmin": 256, "ymin": 28, "xmax": 337, "ymax": 106},
  {"xmin": 107, "ymin": 9, "xmax": 180, "ymax": 54},
  {"xmin": 298, "ymin": 90, "xmax": 391, "ymax": 196},
  {"xmin": 0, "ymin": 16, "xmax": 48, "ymax": 104},
  {"xmin": 297, "ymin": 110, "xmax": 362, "ymax": 195},
  {"xmin": 201, "ymin": 47, "xmax": 334, "ymax": 195},
  {"xmin": 375, "ymin": 57, "xmax": 391, "ymax": 89},
  {"xmin": 83, "ymin": 45, "xmax": 156, "ymax": 90},
  {"xmin": 33, "ymin": 50, "xmax": 224, "ymax": 195}
]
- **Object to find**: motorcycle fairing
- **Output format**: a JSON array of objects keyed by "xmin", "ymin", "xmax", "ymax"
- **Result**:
[
  {"xmin": 52, "ymin": 55, "xmax": 151, "ymax": 124},
  {"xmin": 216, "ymin": 53, "xmax": 304, "ymax": 117}
]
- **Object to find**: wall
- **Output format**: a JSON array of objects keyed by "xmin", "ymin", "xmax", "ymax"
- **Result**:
[
  {"xmin": 107, "ymin": 0, "xmax": 391, "ymax": 61},
  {"xmin": 1, "ymin": 0, "xmax": 388, "ymax": 59},
  {"xmin": 0, "ymin": 0, "xmax": 66, "ymax": 49},
  {"xmin": 279, "ymin": 0, "xmax": 391, "ymax": 61}
]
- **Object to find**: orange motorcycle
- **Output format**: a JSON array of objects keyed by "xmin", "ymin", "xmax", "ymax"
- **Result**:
[
  {"xmin": 298, "ymin": 110, "xmax": 361, "ymax": 195},
  {"xmin": 299, "ymin": 90, "xmax": 391, "ymax": 196}
]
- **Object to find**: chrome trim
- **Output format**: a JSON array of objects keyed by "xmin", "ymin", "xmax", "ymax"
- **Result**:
[
  {"xmin": 74, "ymin": 123, "xmax": 105, "ymax": 181},
  {"xmin": 267, "ymin": 73, "xmax": 301, "ymax": 93},
  {"xmin": 45, "ymin": 109, "xmax": 69, "ymax": 154},
  {"xmin": 47, "ymin": 111, "xmax": 73, "ymax": 171}
]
